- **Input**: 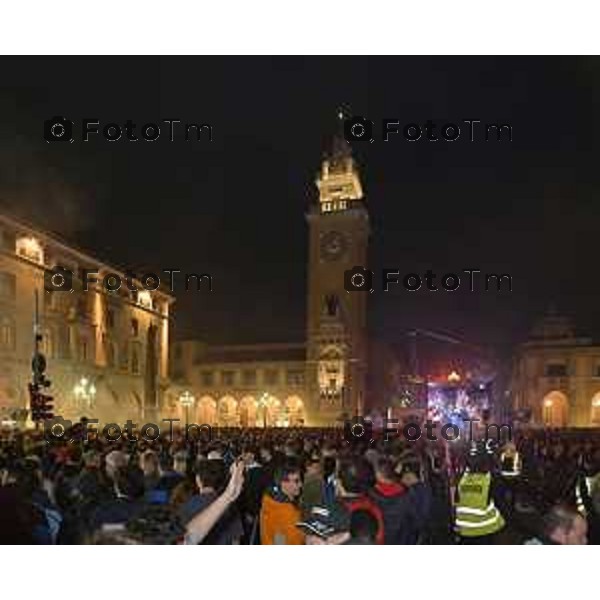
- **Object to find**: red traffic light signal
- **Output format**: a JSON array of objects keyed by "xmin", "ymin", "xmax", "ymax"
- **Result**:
[{"xmin": 40, "ymin": 393, "xmax": 54, "ymax": 420}]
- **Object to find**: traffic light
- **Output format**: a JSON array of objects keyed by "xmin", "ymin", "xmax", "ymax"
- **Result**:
[
  {"xmin": 29, "ymin": 383, "xmax": 42, "ymax": 422},
  {"xmin": 40, "ymin": 393, "xmax": 54, "ymax": 420},
  {"xmin": 28, "ymin": 383, "xmax": 54, "ymax": 422}
]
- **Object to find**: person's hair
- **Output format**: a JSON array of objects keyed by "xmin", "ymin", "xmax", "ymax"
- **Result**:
[
  {"xmin": 173, "ymin": 452, "xmax": 188, "ymax": 474},
  {"xmin": 195, "ymin": 458, "xmax": 227, "ymax": 492},
  {"xmin": 125, "ymin": 505, "xmax": 186, "ymax": 544},
  {"xmin": 6, "ymin": 459, "xmax": 41, "ymax": 497},
  {"xmin": 337, "ymin": 456, "xmax": 375, "ymax": 495},
  {"xmin": 114, "ymin": 466, "xmax": 145, "ymax": 500},
  {"xmin": 141, "ymin": 450, "xmax": 160, "ymax": 470},
  {"xmin": 542, "ymin": 504, "xmax": 581, "ymax": 538},
  {"xmin": 466, "ymin": 451, "xmax": 493, "ymax": 473},
  {"xmin": 260, "ymin": 445, "xmax": 273, "ymax": 458},
  {"xmin": 304, "ymin": 453, "xmax": 321, "ymax": 470},
  {"xmin": 375, "ymin": 456, "xmax": 397, "ymax": 481},
  {"xmin": 105, "ymin": 450, "xmax": 128, "ymax": 480},
  {"xmin": 323, "ymin": 456, "xmax": 337, "ymax": 479},
  {"xmin": 159, "ymin": 453, "xmax": 174, "ymax": 471},
  {"xmin": 170, "ymin": 477, "xmax": 196, "ymax": 509},
  {"xmin": 242, "ymin": 445, "xmax": 259, "ymax": 461},
  {"xmin": 274, "ymin": 458, "xmax": 301, "ymax": 485},
  {"xmin": 350, "ymin": 509, "xmax": 379, "ymax": 542}
]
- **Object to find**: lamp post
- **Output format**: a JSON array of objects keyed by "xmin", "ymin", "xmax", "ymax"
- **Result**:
[
  {"xmin": 179, "ymin": 391, "xmax": 195, "ymax": 427},
  {"xmin": 543, "ymin": 397, "xmax": 553, "ymax": 426},
  {"xmin": 73, "ymin": 377, "xmax": 96, "ymax": 413}
]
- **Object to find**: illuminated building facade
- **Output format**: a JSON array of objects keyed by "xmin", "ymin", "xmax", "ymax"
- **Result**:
[
  {"xmin": 170, "ymin": 342, "xmax": 307, "ymax": 426},
  {"xmin": 0, "ymin": 214, "xmax": 173, "ymax": 426},
  {"xmin": 173, "ymin": 133, "xmax": 369, "ymax": 426},
  {"xmin": 511, "ymin": 310, "xmax": 600, "ymax": 427}
]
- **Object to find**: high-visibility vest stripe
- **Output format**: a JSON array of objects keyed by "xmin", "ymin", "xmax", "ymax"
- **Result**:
[
  {"xmin": 456, "ymin": 513, "xmax": 502, "ymax": 529},
  {"xmin": 456, "ymin": 501, "xmax": 500, "ymax": 517}
]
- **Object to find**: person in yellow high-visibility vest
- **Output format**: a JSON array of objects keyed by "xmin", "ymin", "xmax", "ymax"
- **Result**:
[
  {"xmin": 498, "ymin": 441, "xmax": 523, "ymax": 518},
  {"xmin": 499, "ymin": 442, "xmax": 522, "ymax": 477},
  {"xmin": 455, "ymin": 442, "xmax": 506, "ymax": 544}
]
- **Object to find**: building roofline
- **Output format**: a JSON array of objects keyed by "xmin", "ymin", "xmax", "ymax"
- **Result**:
[
  {"xmin": 0, "ymin": 211, "xmax": 175, "ymax": 303},
  {"xmin": 176, "ymin": 341, "xmax": 306, "ymax": 351},
  {"xmin": 519, "ymin": 338, "xmax": 596, "ymax": 350}
]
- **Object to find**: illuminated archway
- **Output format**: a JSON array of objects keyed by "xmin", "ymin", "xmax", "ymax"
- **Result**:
[
  {"xmin": 239, "ymin": 396, "xmax": 258, "ymax": 427},
  {"xmin": 197, "ymin": 395, "xmax": 217, "ymax": 425},
  {"xmin": 269, "ymin": 396, "xmax": 282, "ymax": 426},
  {"xmin": 218, "ymin": 395, "xmax": 239, "ymax": 426},
  {"xmin": 591, "ymin": 392, "xmax": 600, "ymax": 426},
  {"xmin": 542, "ymin": 391, "xmax": 568, "ymax": 428},
  {"xmin": 255, "ymin": 394, "xmax": 281, "ymax": 427},
  {"xmin": 284, "ymin": 395, "xmax": 305, "ymax": 426}
]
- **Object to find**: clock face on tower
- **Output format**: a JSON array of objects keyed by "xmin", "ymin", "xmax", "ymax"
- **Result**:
[{"xmin": 320, "ymin": 231, "xmax": 348, "ymax": 262}]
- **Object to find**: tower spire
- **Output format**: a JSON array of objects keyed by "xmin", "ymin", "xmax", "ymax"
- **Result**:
[
  {"xmin": 316, "ymin": 108, "xmax": 363, "ymax": 211},
  {"xmin": 330, "ymin": 106, "xmax": 352, "ymax": 159}
]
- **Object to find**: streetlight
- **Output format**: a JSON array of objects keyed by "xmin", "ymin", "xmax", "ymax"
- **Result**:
[
  {"xmin": 74, "ymin": 377, "xmax": 96, "ymax": 413},
  {"xmin": 179, "ymin": 391, "xmax": 195, "ymax": 427},
  {"xmin": 448, "ymin": 371, "xmax": 461, "ymax": 383}
]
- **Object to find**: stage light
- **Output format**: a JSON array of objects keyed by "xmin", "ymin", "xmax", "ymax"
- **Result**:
[{"xmin": 448, "ymin": 371, "xmax": 461, "ymax": 383}]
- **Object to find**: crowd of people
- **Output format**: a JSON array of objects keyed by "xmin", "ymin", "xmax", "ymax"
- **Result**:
[{"xmin": 0, "ymin": 422, "xmax": 599, "ymax": 545}]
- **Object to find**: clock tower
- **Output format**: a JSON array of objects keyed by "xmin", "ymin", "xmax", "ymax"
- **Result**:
[{"xmin": 305, "ymin": 131, "xmax": 370, "ymax": 425}]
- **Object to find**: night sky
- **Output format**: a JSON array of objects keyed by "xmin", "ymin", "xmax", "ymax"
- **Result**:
[{"xmin": 1, "ymin": 56, "xmax": 599, "ymax": 355}]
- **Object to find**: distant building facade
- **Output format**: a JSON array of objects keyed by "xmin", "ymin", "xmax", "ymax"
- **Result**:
[
  {"xmin": 0, "ymin": 214, "xmax": 173, "ymax": 426},
  {"xmin": 173, "ymin": 133, "xmax": 370, "ymax": 426},
  {"xmin": 512, "ymin": 310, "xmax": 600, "ymax": 427},
  {"xmin": 171, "ymin": 342, "xmax": 307, "ymax": 426}
]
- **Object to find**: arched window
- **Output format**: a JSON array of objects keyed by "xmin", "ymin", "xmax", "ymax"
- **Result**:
[
  {"xmin": 323, "ymin": 294, "xmax": 339, "ymax": 317},
  {"xmin": 542, "ymin": 391, "xmax": 568, "ymax": 428}
]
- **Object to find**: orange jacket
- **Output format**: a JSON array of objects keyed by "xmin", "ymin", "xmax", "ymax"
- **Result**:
[{"xmin": 260, "ymin": 491, "xmax": 305, "ymax": 545}]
